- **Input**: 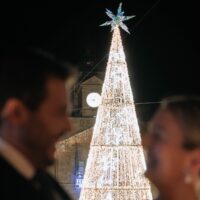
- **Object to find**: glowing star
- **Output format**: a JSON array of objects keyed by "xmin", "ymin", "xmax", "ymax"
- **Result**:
[{"xmin": 100, "ymin": 2, "xmax": 135, "ymax": 34}]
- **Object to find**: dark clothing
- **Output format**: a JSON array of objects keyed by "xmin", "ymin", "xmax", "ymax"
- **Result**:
[{"xmin": 0, "ymin": 156, "xmax": 71, "ymax": 200}]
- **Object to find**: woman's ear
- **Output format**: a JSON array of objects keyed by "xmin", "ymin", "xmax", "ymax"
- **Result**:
[
  {"xmin": 184, "ymin": 149, "xmax": 200, "ymax": 185},
  {"xmin": 187, "ymin": 148, "xmax": 200, "ymax": 184},
  {"xmin": 1, "ymin": 99, "xmax": 30, "ymax": 126},
  {"xmin": 190, "ymin": 150, "xmax": 200, "ymax": 174},
  {"xmin": 189, "ymin": 149, "xmax": 200, "ymax": 200}
]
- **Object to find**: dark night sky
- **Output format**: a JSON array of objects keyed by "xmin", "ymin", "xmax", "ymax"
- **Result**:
[{"xmin": 0, "ymin": 1, "xmax": 199, "ymax": 103}]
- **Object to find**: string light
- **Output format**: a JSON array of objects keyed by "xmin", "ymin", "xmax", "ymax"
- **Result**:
[{"xmin": 79, "ymin": 26, "xmax": 152, "ymax": 200}]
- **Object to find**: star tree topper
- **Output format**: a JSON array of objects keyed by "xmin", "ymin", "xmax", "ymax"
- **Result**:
[{"xmin": 100, "ymin": 2, "xmax": 135, "ymax": 34}]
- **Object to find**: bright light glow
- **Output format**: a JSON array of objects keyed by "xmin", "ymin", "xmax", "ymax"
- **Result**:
[
  {"xmin": 79, "ymin": 26, "xmax": 152, "ymax": 200},
  {"xmin": 86, "ymin": 92, "xmax": 101, "ymax": 108}
]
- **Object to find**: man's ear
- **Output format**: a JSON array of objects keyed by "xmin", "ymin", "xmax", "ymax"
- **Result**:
[{"xmin": 1, "ymin": 99, "xmax": 30, "ymax": 126}]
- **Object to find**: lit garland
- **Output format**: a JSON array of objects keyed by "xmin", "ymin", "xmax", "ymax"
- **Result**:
[{"xmin": 79, "ymin": 26, "xmax": 152, "ymax": 200}]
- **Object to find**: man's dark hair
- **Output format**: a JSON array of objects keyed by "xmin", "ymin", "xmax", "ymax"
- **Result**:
[{"xmin": 0, "ymin": 47, "xmax": 75, "ymax": 112}]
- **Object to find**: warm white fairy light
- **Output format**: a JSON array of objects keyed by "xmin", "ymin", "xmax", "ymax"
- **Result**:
[{"xmin": 79, "ymin": 26, "xmax": 152, "ymax": 200}]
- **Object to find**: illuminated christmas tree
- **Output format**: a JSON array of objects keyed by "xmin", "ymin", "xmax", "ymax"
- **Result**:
[{"xmin": 79, "ymin": 3, "xmax": 152, "ymax": 200}]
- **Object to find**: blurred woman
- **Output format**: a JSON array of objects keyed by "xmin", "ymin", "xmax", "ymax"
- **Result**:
[{"xmin": 144, "ymin": 96, "xmax": 200, "ymax": 200}]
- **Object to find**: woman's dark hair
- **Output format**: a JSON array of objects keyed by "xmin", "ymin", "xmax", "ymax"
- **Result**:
[{"xmin": 160, "ymin": 96, "xmax": 200, "ymax": 150}]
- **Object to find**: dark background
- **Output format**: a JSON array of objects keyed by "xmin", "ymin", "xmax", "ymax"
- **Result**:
[{"xmin": 0, "ymin": 0, "xmax": 199, "ymax": 103}]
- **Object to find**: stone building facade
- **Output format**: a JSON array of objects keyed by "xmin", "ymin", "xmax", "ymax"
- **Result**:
[{"xmin": 49, "ymin": 75, "xmax": 103, "ymax": 200}]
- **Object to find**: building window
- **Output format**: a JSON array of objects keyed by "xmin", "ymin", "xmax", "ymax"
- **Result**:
[{"xmin": 75, "ymin": 161, "xmax": 84, "ymax": 189}]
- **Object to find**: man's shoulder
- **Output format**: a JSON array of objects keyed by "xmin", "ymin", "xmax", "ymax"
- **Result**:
[
  {"xmin": 0, "ymin": 156, "xmax": 38, "ymax": 199},
  {"xmin": 0, "ymin": 155, "xmax": 18, "ymax": 175},
  {"xmin": 0, "ymin": 156, "xmax": 30, "ymax": 186},
  {"xmin": 0, "ymin": 155, "xmax": 14, "ymax": 176}
]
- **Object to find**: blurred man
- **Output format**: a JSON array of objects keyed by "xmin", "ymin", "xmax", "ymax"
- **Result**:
[{"xmin": 0, "ymin": 48, "xmax": 76, "ymax": 200}]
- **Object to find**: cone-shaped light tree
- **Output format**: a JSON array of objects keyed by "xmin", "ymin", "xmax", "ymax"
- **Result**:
[{"xmin": 79, "ymin": 3, "xmax": 152, "ymax": 200}]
